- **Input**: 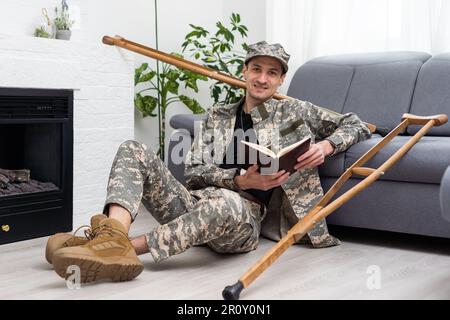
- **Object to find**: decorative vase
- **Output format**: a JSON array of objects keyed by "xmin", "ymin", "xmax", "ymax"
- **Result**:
[{"xmin": 55, "ymin": 29, "xmax": 71, "ymax": 40}]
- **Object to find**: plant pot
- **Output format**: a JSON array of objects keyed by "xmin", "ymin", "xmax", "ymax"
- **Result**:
[{"xmin": 55, "ymin": 30, "xmax": 71, "ymax": 40}]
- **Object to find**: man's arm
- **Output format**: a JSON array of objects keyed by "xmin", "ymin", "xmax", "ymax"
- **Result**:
[
  {"xmin": 302, "ymin": 101, "xmax": 372, "ymax": 156},
  {"xmin": 184, "ymin": 109, "xmax": 240, "ymax": 190}
]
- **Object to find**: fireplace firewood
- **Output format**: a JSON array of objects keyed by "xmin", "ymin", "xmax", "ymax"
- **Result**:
[
  {"xmin": 0, "ymin": 169, "xmax": 30, "ymax": 183},
  {"xmin": 0, "ymin": 178, "xmax": 58, "ymax": 195},
  {"xmin": 0, "ymin": 173, "xmax": 9, "ymax": 189}
]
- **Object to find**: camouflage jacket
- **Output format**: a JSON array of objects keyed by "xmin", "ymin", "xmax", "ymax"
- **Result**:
[{"xmin": 184, "ymin": 97, "xmax": 371, "ymax": 248}]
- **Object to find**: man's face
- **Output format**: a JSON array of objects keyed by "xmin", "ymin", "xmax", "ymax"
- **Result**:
[{"xmin": 242, "ymin": 56, "xmax": 286, "ymax": 104}]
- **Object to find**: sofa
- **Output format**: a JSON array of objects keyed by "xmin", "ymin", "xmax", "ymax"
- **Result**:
[
  {"xmin": 168, "ymin": 51, "xmax": 450, "ymax": 239},
  {"xmin": 441, "ymin": 167, "xmax": 450, "ymax": 223}
]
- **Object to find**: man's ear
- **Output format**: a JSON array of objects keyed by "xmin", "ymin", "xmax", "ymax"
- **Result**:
[
  {"xmin": 242, "ymin": 64, "xmax": 248, "ymax": 80},
  {"xmin": 279, "ymin": 73, "xmax": 286, "ymax": 86}
]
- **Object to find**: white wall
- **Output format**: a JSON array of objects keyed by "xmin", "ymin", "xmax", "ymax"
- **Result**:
[{"xmin": 0, "ymin": 0, "xmax": 267, "ymax": 154}]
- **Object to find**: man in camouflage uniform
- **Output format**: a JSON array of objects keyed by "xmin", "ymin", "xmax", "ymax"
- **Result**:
[{"xmin": 49, "ymin": 41, "xmax": 371, "ymax": 283}]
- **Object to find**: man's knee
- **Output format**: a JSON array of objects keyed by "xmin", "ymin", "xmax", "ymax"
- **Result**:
[
  {"xmin": 208, "ymin": 223, "xmax": 259, "ymax": 253},
  {"xmin": 118, "ymin": 139, "xmax": 147, "ymax": 153},
  {"xmin": 202, "ymin": 196, "xmax": 244, "ymax": 228},
  {"xmin": 117, "ymin": 140, "xmax": 158, "ymax": 162}
]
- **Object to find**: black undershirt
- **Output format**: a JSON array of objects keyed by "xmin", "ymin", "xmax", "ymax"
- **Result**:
[{"xmin": 219, "ymin": 103, "xmax": 274, "ymax": 206}]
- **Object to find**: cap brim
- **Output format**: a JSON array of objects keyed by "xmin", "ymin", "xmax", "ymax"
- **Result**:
[{"xmin": 245, "ymin": 54, "xmax": 288, "ymax": 73}]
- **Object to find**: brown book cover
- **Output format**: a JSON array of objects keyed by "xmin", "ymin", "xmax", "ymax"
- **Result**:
[{"xmin": 241, "ymin": 137, "xmax": 311, "ymax": 175}]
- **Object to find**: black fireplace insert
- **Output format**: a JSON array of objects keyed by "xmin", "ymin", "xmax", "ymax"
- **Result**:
[{"xmin": 0, "ymin": 88, "xmax": 73, "ymax": 245}]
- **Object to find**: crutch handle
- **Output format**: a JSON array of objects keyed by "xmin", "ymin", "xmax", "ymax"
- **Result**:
[
  {"xmin": 102, "ymin": 35, "xmax": 115, "ymax": 45},
  {"xmin": 402, "ymin": 113, "xmax": 448, "ymax": 126}
]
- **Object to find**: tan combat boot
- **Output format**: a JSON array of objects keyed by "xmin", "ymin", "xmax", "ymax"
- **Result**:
[
  {"xmin": 45, "ymin": 214, "xmax": 107, "ymax": 264},
  {"xmin": 52, "ymin": 218, "xmax": 144, "ymax": 283}
]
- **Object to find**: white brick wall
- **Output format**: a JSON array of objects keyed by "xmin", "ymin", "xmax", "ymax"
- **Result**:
[{"xmin": 0, "ymin": 34, "xmax": 135, "ymax": 227}]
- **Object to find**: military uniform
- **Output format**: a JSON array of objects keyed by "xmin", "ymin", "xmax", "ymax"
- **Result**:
[
  {"xmin": 104, "ymin": 140, "xmax": 263, "ymax": 262},
  {"xmin": 103, "ymin": 96, "xmax": 370, "ymax": 263},
  {"xmin": 185, "ymin": 97, "xmax": 371, "ymax": 248},
  {"xmin": 103, "ymin": 41, "xmax": 371, "ymax": 263}
]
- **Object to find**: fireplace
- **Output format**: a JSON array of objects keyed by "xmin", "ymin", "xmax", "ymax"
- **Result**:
[{"xmin": 0, "ymin": 88, "xmax": 73, "ymax": 245}]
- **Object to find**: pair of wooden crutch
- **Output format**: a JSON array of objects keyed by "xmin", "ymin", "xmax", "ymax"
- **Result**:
[{"xmin": 103, "ymin": 35, "xmax": 448, "ymax": 300}]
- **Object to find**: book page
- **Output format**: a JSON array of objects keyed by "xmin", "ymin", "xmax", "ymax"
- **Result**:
[
  {"xmin": 240, "ymin": 140, "xmax": 276, "ymax": 158},
  {"xmin": 276, "ymin": 137, "xmax": 310, "ymax": 157}
]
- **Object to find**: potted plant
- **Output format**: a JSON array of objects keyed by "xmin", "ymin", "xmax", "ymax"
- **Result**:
[
  {"xmin": 33, "ymin": 26, "xmax": 51, "ymax": 38},
  {"xmin": 182, "ymin": 13, "xmax": 249, "ymax": 105},
  {"xmin": 54, "ymin": 0, "xmax": 74, "ymax": 40},
  {"xmin": 134, "ymin": 59, "xmax": 207, "ymax": 160},
  {"xmin": 33, "ymin": 8, "xmax": 52, "ymax": 38}
]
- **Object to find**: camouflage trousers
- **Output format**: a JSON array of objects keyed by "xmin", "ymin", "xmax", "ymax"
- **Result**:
[{"xmin": 103, "ymin": 140, "xmax": 264, "ymax": 263}]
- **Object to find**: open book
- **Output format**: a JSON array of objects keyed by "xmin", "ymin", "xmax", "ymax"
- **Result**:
[{"xmin": 241, "ymin": 137, "xmax": 311, "ymax": 175}]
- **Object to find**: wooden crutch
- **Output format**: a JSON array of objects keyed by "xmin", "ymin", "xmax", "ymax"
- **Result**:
[
  {"xmin": 221, "ymin": 113, "xmax": 447, "ymax": 299},
  {"xmin": 102, "ymin": 35, "xmax": 377, "ymax": 134}
]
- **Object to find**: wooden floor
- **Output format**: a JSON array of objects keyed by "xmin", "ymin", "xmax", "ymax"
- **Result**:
[{"xmin": 1, "ymin": 207, "xmax": 450, "ymax": 300}]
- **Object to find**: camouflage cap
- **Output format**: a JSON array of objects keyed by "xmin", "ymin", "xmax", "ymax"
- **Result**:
[{"xmin": 245, "ymin": 41, "xmax": 290, "ymax": 73}]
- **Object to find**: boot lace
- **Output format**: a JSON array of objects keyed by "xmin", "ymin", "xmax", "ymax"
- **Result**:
[
  {"xmin": 86, "ymin": 223, "xmax": 129, "ymax": 240},
  {"xmin": 63, "ymin": 225, "xmax": 92, "ymax": 246}
]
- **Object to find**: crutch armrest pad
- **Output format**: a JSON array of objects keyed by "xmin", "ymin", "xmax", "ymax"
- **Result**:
[
  {"xmin": 402, "ymin": 113, "xmax": 448, "ymax": 126},
  {"xmin": 102, "ymin": 35, "xmax": 115, "ymax": 45}
]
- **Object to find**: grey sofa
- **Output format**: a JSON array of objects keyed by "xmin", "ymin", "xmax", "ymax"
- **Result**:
[{"xmin": 168, "ymin": 51, "xmax": 450, "ymax": 239}]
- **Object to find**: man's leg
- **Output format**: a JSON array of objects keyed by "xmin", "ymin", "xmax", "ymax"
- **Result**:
[
  {"xmin": 52, "ymin": 140, "xmax": 195, "ymax": 282},
  {"xmin": 145, "ymin": 188, "xmax": 264, "ymax": 262},
  {"xmin": 103, "ymin": 140, "xmax": 198, "ymax": 255},
  {"xmin": 108, "ymin": 204, "xmax": 131, "ymax": 230},
  {"xmin": 103, "ymin": 140, "xmax": 197, "ymax": 226},
  {"xmin": 108, "ymin": 203, "xmax": 147, "ymax": 254}
]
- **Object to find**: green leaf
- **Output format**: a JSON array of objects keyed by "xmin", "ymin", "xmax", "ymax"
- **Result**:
[
  {"xmin": 238, "ymin": 26, "xmax": 248, "ymax": 38},
  {"xmin": 135, "ymin": 93, "xmax": 158, "ymax": 117},
  {"xmin": 166, "ymin": 80, "xmax": 179, "ymax": 95},
  {"xmin": 134, "ymin": 63, "xmax": 148, "ymax": 84},
  {"xmin": 185, "ymin": 78, "xmax": 199, "ymax": 92},
  {"xmin": 202, "ymin": 56, "xmax": 217, "ymax": 63},
  {"xmin": 178, "ymin": 95, "xmax": 206, "ymax": 114},
  {"xmin": 212, "ymin": 85, "xmax": 221, "ymax": 103},
  {"xmin": 182, "ymin": 70, "xmax": 207, "ymax": 82},
  {"xmin": 136, "ymin": 70, "xmax": 156, "ymax": 85},
  {"xmin": 166, "ymin": 69, "xmax": 180, "ymax": 82},
  {"xmin": 227, "ymin": 30, "xmax": 235, "ymax": 43},
  {"xmin": 236, "ymin": 61, "xmax": 244, "ymax": 75},
  {"xmin": 219, "ymin": 60, "xmax": 230, "ymax": 74},
  {"xmin": 185, "ymin": 30, "xmax": 199, "ymax": 39}
]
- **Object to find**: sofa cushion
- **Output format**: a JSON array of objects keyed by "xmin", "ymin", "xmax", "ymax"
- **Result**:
[
  {"xmin": 318, "ymin": 152, "xmax": 345, "ymax": 178},
  {"xmin": 408, "ymin": 53, "xmax": 450, "ymax": 136},
  {"xmin": 287, "ymin": 52, "xmax": 431, "ymax": 132},
  {"xmin": 287, "ymin": 63, "xmax": 353, "ymax": 113},
  {"xmin": 344, "ymin": 135, "xmax": 450, "ymax": 184}
]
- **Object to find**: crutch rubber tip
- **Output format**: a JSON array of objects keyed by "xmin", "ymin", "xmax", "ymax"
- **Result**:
[{"xmin": 222, "ymin": 281, "xmax": 244, "ymax": 300}]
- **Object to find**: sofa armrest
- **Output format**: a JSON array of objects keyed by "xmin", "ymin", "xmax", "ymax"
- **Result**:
[
  {"xmin": 167, "ymin": 114, "xmax": 206, "ymax": 184},
  {"xmin": 440, "ymin": 166, "xmax": 450, "ymax": 221},
  {"xmin": 170, "ymin": 114, "xmax": 207, "ymax": 136}
]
